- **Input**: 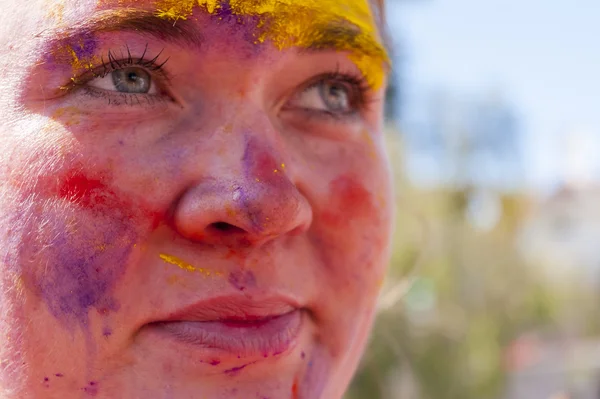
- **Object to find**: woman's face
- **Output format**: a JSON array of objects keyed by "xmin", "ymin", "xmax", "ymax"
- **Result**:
[{"xmin": 0, "ymin": 0, "xmax": 392, "ymax": 398}]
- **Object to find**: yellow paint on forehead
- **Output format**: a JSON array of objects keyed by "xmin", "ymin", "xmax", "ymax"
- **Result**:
[{"xmin": 154, "ymin": 0, "xmax": 388, "ymax": 88}]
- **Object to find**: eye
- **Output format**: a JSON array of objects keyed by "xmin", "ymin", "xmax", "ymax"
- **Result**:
[
  {"xmin": 294, "ymin": 80, "xmax": 354, "ymax": 113},
  {"xmin": 88, "ymin": 67, "xmax": 156, "ymax": 94}
]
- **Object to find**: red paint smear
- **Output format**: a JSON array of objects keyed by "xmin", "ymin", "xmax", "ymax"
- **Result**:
[
  {"xmin": 224, "ymin": 249, "xmax": 239, "ymax": 259},
  {"xmin": 58, "ymin": 170, "xmax": 162, "ymax": 229},
  {"xmin": 59, "ymin": 172, "xmax": 113, "ymax": 209},
  {"xmin": 291, "ymin": 376, "xmax": 300, "ymax": 399},
  {"xmin": 321, "ymin": 175, "xmax": 374, "ymax": 227}
]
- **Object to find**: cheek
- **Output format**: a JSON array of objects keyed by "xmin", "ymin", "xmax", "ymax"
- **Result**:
[
  {"xmin": 22, "ymin": 209, "xmax": 136, "ymax": 326},
  {"xmin": 321, "ymin": 174, "xmax": 377, "ymax": 227},
  {"xmin": 9, "ymin": 169, "xmax": 159, "ymax": 329},
  {"xmin": 316, "ymin": 173, "xmax": 391, "ymax": 286},
  {"xmin": 58, "ymin": 169, "xmax": 162, "ymax": 228}
]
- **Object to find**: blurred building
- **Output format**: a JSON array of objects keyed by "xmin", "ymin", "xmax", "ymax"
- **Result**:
[
  {"xmin": 518, "ymin": 126, "xmax": 600, "ymax": 284},
  {"xmin": 504, "ymin": 334, "xmax": 600, "ymax": 399},
  {"xmin": 559, "ymin": 127, "xmax": 600, "ymax": 189},
  {"xmin": 518, "ymin": 186, "xmax": 600, "ymax": 285}
]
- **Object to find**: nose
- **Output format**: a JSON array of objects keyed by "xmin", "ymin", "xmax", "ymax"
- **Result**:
[{"xmin": 172, "ymin": 136, "xmax": 313, "ymax": 247}]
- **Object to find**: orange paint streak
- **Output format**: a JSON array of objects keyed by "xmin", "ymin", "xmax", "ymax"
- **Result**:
[
  {"xmin": 321, "ymin": 174, "xmax": 375, "ymax": 228},
  {"xmin": 291, "ymin": 375, "xmax": 300, "ymax": 399}
]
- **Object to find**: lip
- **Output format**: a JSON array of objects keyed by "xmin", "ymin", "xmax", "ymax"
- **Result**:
[{"xmin": 146, "ymin": 296, "xmax": 304, "ymax": 357}]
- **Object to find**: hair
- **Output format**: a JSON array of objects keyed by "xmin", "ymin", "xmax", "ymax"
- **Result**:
[
  {"xmin": 373, "ymin": 0, "xmax": 386, "ymax": 20},
  {"xmin": 371, "ymin": 0, "xmax": 392, "ymax": 55}
]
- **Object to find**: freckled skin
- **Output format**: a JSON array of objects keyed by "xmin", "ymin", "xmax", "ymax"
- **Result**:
[{"xmin": 0, "ymin": 0, "xmax": 392, "ymax": 398}]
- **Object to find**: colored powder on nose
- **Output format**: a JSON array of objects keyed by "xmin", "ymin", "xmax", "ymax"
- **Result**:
[{"xmin": 242, "ymin": 135, "xmax": 282, "ymax": 183}]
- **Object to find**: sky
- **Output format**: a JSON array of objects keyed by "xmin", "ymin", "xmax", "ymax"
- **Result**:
[{"xmin": 387, "ymin": 0, "xmax": 600, "ymax": 190}]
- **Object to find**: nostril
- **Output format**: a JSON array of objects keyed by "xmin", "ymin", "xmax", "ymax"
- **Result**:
[
  {"xmin": 211, "ymin": 222, "xmax": 234, "ymax": 231},
  {"xmin": 209, "ymin": 222, "xmax": 246, "ymax": 234}
]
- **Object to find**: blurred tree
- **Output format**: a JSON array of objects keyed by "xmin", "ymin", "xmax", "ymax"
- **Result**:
[{"xmin": 345, "ymin": 134, "xmax": 559, "ymax": 399}]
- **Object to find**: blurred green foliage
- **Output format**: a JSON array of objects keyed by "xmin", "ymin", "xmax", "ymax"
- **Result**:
[{"xmin": 345, "ymin": 133, "xmax": 561, "ymax": 399}]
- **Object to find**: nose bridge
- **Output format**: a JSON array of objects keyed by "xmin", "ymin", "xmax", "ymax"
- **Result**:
[
  {"xmin": 236, "ymin": 133, "xmax": 301, "ymax": 233},
  {"xmin": 171, "ymin": 117, "xmax": 312, "ymax": 247},
  {"xmin": 211, "ymin": 105, "xmax": 286, "ymax": 184}
]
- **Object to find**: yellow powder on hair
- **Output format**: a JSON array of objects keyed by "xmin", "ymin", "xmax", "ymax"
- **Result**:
[{"xmin": 154, "ymin": 0, "xmax": 388, "ymax": 88}]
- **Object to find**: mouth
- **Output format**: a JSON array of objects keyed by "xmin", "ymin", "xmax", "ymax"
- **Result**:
[{"xmin": 145, "ymin": 296, "xmax": 304, "ymax": 358}]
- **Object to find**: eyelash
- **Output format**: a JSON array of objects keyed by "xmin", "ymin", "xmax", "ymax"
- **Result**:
[
  {"xmin": 97, "ymin": 45, "xmax": 170, "ymax": 79},
  {"xmin": 303, "ymin": 68, "xmax": 373, "ymax": 119},
  {"xmin": 71, "ymin": 45, "xmax": 375, "ymax": 118},
  {"xmin": 66, "ymin": 45, "xmax": 172, "ymax": 107}
]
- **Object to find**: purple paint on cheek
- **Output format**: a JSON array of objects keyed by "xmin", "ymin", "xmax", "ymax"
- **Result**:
[
  {"xmin": 228, "ymin": 270, "xmax": 256, "ymax": 291},
  {"xmin": 11, "ymin": 199, "xmax": 137, "ymax": 330},
  {"xmin": 30, "ymin": 217, "xmax": 135, "ymax": 327},
  {"xmin": 5, "ymin": 169, "xmax": 164, "ymax": 333}
]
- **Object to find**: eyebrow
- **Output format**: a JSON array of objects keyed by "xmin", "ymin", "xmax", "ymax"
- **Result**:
[
  {"xmin": 41, "ymin": 8, "xmax": 203, "ymax": 58},
  {"xmin": 41, "ymin": 8, "xmax": 388, "ymax": 67},
  {"xmin": 303, "ymin": 21, "xmax": 391, "ymax": 67}
]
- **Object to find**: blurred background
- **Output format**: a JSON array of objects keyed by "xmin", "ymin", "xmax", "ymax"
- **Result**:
[{"xmin": 346, "ymin": 1, "xmax": 600, "ymax": 398}]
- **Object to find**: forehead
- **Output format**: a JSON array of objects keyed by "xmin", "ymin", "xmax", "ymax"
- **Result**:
[
  {"xmin": 45, "ymin": 0, "xmax": 386, "ymax": 49},
  {"xmin": 35, "ymin": 0, "xmax": 388, "ymax": 87},
  {"xmin": 44, "ymin": 0, "xmax": 381, "ymax": 26}
]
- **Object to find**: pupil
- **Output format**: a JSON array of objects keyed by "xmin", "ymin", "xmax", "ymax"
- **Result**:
[
  {"xmin": 325, "ymin": 84, "xmax": 347, "ymax": 109},
  {"xmin": 127, "ymin": 72, "xmax": 138, "ymax": 83},
  {"xmin": 111, "ymin": 67, "xmax": 151, "ymax": 94}
]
